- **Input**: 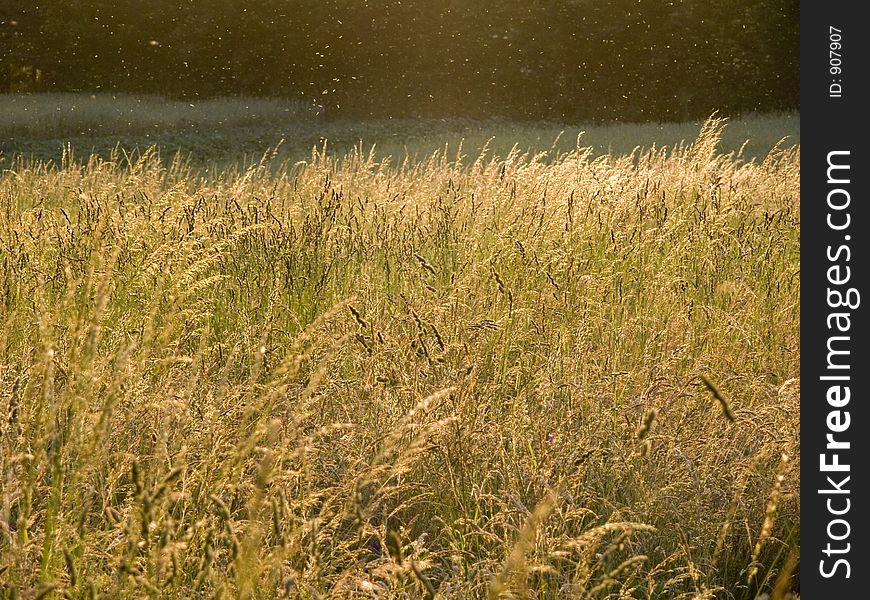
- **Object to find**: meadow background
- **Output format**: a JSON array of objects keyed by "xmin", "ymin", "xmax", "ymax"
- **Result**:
[
  {"xmin": 0, "ymin": 95, "xmax": 800, "ymax": 598},
  {"xmin": 1, "ymin": 93, "xmax": 798, "ymax": 167}
]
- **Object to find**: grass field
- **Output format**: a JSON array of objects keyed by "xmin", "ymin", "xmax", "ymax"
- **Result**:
[
  {"xmin": 1, "ymin": 93, "xmax": 798, "ymax": 167},
  {"xmin": 0, "ymin": 106, "xmax": 800, "ymax": 598}
]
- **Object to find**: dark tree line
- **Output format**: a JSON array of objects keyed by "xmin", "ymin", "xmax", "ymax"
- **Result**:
[{"xmin": 1, "ymin": 0, "xmax": 798, "ymax": 122}]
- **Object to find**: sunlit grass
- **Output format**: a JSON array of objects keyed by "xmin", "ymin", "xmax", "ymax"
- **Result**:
[{"xmin": 0, "ymin": 118, "xmax": 799, "ymax": 598}]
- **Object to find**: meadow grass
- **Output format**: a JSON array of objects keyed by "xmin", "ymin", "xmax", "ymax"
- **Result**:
[
  {"xmin": 1, "ymin": 93, "xmax": 798, "ymax": 168},
  {"xmin": 0, "ymin": 118, "xmax": 799, "ymax": 598},
  {"xmin": 0, "ymin": 93, "xmax": 313, "ymax": 140}
]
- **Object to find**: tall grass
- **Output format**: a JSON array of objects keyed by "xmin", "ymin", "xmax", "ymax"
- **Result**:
[{"xmin": 0, "ymin": 118, "xmax": 799, "ymax": 598}]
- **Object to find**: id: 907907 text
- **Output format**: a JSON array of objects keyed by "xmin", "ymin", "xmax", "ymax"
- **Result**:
[{"xmin": 829, "ymin": 26, "xmax": 843, "ymax": 98}]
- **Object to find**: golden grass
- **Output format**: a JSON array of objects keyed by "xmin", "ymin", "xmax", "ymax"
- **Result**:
[{"xmin": 0, "ymin": 118, "xmax": 799, "ymax": 598}]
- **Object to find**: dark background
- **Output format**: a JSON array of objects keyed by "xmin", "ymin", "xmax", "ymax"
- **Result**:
[
  {"xmin": 1, "ymin": 0, "xmax": 798, "ymax": 122},
  {"xmin": 801, "ymin": 0, "xmax": 866, "ymax": 595}
]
